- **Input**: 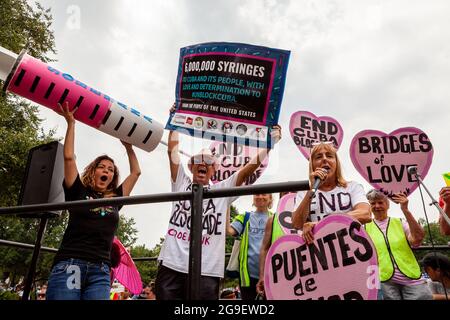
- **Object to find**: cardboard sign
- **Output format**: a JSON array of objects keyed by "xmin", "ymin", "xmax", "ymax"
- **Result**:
[
  {"xmin": 289, "ymin": 111, "xmax": 344, "ymax": 159},
  {"xmin": 166, "ymin": 42, "xmax": 290, "ymax": 148},
  {"xmin": 209, "ymin": 141, "xmax": 268, "ymax": 185},
  {"xmin": 3, "ymin": 51, "xmax": 164, "ymax": 152},
  {"xmin": 276, "ymin": 193, "xmax": 301, "ymax": 235},
  {"xmin": 264, "ymin": 215, "xmax": 379, "ymax": 300},
  {"xmin": 350, "ymin": 127, "xmax": 433, "ymax": 197}
]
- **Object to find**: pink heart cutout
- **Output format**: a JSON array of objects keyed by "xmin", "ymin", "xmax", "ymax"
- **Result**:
[
  {"xmin": 289, "ymin": 111, "xmax": 344, "ymax": 160},
  {"xmin": 209, "ymin": 141, "xmax": 269, "ymax": 185},
  {"xmin": 275, "ymin": 193, "xmax": 301, "ymax": 235},
  {"xmin": 350, "ymin": 127, "xmax": 434, "ymax": 197},
  {"xmin": 264, "ymin": 215, "xmax": 379, "ymax": 300}
]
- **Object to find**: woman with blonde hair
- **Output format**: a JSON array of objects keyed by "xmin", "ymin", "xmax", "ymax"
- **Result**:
[
  {"xmin": 227, "ymin": 194, "xmax": 274, "ymax": 300},
  {"xmin": 292, "ymin": 142, "xmax": 371, "ymax": 243},
  {"xmin": 46, "ymin": 102, "xmax": 142, "ymax": 300}
]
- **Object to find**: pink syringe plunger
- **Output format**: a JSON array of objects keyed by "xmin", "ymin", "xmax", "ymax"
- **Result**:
[{"xmin": 0, "ymin": 46, "xmax": 164, "ymax": 152}]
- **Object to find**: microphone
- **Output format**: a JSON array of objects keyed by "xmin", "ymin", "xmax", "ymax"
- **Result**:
[
  {"xmin": 407, "ymin": 166, "xmax": 418, "ymax": 176},
  {"xmin": 310, "ymin": 168, "xmax": 328, "ymax": 198}
]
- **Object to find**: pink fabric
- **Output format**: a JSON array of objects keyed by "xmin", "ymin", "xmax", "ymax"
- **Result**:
[
  {"xmin": 374, "ymin": 218, "xmax": 424, "ymax": 285},
  {"xmin": 111, "ymin": 237, "xmax": 143, "ymax": 295}
]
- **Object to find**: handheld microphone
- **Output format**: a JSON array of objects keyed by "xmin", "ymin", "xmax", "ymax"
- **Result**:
[{"xmin": 310, "ymin": 168, "xmax": 328, "ymax": 198}]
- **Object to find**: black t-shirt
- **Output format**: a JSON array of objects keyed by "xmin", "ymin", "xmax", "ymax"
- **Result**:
[{"xmin": 53, "ymin": 175, "xmax": 122, "ymax": 266}]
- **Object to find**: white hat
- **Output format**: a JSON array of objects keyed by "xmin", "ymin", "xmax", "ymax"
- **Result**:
[{"xmin": 188, "ymin": 148, "xmax": 218, "ymax": 171}]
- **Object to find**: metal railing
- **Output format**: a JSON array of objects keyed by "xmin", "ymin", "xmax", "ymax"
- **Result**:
[{"xmin": 0, "ymin": 180, "xmax": 310, "ymax": 300}]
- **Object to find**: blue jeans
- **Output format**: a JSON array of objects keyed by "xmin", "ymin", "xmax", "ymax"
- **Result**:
[{"xmin": 46, "ymin": 258, "xmax": 111, "ymax": 300}]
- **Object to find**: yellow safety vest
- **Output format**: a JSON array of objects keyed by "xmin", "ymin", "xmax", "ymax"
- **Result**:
[{"xmin": 365, "ymin": 217, "xmax": 421, "ymax": 282}]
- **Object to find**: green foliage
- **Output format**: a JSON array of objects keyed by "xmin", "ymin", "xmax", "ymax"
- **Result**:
[
  {"xmin": 0, "ymin": 290, "xmax": 20, "ymax": 300},
  {"xmin": 0, "ymin": 0, "xmax": 58, "ymax": 291},
  {"xmin": 0, "ymin": 0, "xmax": 56, "ymax": 62},
  {"xmin": 419, "ymin": 218, "xmax": 449, "ymax": 246},
  {"xmin": 116, "ymin": 215, "xmax": 138, "ymax": 247},
  {"xmin": 414, "ymin": 219, "xmax": 450, "ymax": 262},
  {"xmin": 130, "ymin": 238, "xmax": 164, "ymax": 286}
]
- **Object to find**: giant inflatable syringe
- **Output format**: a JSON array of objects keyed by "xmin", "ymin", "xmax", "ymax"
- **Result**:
[{"xmin": 0, "ymin": 46, "xmax": 164, "ymax": 152}]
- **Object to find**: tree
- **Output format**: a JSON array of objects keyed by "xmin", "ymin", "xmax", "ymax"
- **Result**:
[
  {"xmin": 129, "ymin": 239, "xmax": 163, "ymax": 286},
  {"xmin": 116, "ymin": 215, "xmax": 138, "ymax": 247},
  {"xmin": 0, "ymin": 0, "xmax": 57, "ymax": 289},
  {"xmin": 413, "ymin": 219, "xmax": 450, "ymax": 262}
]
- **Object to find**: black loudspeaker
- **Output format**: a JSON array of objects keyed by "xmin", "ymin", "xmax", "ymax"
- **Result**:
[{"xmin": 18, "ymin": 141, "xmax": 65, "ymax": 217}]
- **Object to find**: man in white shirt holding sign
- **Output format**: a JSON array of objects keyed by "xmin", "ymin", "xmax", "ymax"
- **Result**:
[{"xmin": 156, "ymin": 113, "xmax": 281, "ymax": 300}]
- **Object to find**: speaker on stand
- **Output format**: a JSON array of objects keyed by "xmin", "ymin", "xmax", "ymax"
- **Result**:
[{"xmin": 18, "ymin": 141, "xmax": 64, "ymax": 300}]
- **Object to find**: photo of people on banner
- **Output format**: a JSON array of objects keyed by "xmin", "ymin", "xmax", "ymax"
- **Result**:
[{"xmin": 165, "ymin": 42, "xmax": 290, "ymax": 148}]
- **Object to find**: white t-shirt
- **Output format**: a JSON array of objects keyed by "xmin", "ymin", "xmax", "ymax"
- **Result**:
[
  {"xmin": 158, "ymin": 165, "xmax": 238, "ymax": 278},
  {"xmin": 295, "ymin": 181, "xmax": 368, "ymax": 222}
]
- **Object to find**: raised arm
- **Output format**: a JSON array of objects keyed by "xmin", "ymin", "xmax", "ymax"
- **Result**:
[
  {"xmin": 120, "ymin": 141, "xmax": 141, "ymax": 196},
  {"xmin": 256, "ymin": 215, "xmax": 274, "ymax": 297},
  {"xmin": 291, "ymin": 192, "xmax": 314, "ymax": 230},
  {"xmin": 168, "ymin": 130, "xmax": 181, "ymax": 183},
  {"xmin": 226, "ymin": 207, "xmax": 238, "ymax": 236},
  {"xmin": 292, "ymin": 166, "xmax": 328, "ymax": 230},
  {"xmin": 346, "ymin": 202, "xmax": 372, "ymax": 224},
  {"xmin": 392, "ymin": 193, "xmax": 424, "ymax": 246},
  {"xmin": 58, "ymin": 102, "xmax": 79, "ymax": 188},
  {"xmin": 236, "ymin": 125, "xmax": 281, "ymax": 187}
]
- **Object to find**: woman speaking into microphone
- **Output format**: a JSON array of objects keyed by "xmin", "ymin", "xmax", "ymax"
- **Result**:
[{"xmin": 291, "ymin": 142, "xmax": 372, "ymax": 244}]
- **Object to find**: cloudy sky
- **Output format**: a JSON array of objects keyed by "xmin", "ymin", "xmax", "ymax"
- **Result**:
[{"xmin": 27, "ymin": 0, "xmax": 450, "ymax": 249}]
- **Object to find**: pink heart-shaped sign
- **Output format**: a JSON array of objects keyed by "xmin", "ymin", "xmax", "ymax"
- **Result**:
[
  {"xmin": 264, "ymin": 215, "xmax": 379, "ymax": 300},
  {"xmin": 209, "ymin": 141, "xmax": 269, "ymax": 185},
  {"xmin": 289, "ymin": 111, "xmax": 344, "ymax": 160},
  {"xmin": 350, "ymin": 127, "xmax": 434, "ymax": 197},
  {"xmin": 275, "ymin": 193, "xmax": 301, "ymax": 235}
]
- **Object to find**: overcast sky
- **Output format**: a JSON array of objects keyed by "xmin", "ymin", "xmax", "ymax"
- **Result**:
[{"xmin": 28, "ymin": 0, "xmax": 450, "ymax": 249}]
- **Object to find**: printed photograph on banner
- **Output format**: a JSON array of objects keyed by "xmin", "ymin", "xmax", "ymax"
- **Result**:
[
  {"xmin": 350, "ymin": 127, "xmax": 434, "ymax": 197},
  {"xmin": 165, "ymin": 42, "xmax": 290, "ymax": 148},
  {"xmin": 289, "ymin": 110, "xmax": 344, "ymax": 160},
  {"xmin": 264, "ymin": 215, "xmax": 379, "ymax": 300}
]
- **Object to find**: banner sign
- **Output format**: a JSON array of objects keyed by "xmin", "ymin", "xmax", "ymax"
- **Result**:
[
  {"xmin": 166, "ymin": 42, "xmax": 290, "ymax": 148},
  {"xmin": 276, "ymin": 193, "xmax": 301, "ymax": 235},
  {"xmin": 350, "ymin": 127, "xmax": 433, "ymax": 197},
  {"xmin": 264, "ymin": 215, "xmax": 379, "ymax": 300},
  {"xmin": 289, "ymin": 111, "xmax": 344, "ymax": 160},
  {"xmin": 209, "ymin": 141, "xmax": 268, "ymax": 185}
]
